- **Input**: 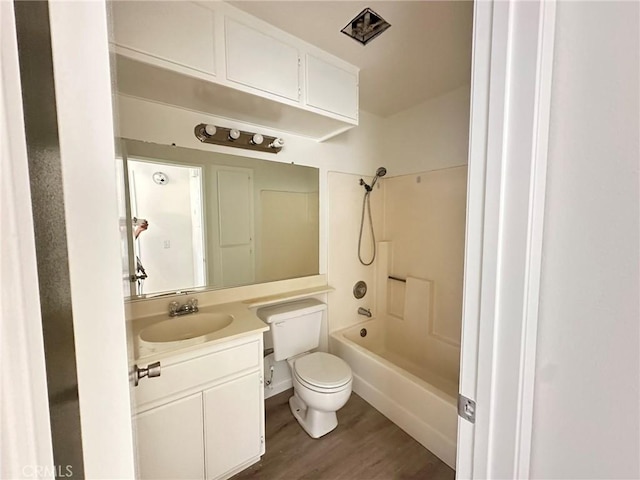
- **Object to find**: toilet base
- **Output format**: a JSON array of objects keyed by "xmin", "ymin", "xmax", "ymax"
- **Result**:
[{"xmin": 289, "ymin": 394, "xmax": 338, "ymax": 439}]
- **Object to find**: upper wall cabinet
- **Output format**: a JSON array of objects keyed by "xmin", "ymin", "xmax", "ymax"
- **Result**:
[
  {"xmin": 306, "ymin": 54, "xmax": 358, "ymax": 120},
  {"xmin": 110, "ymin": 1, "xmax": 359, "ymax": 141},
  {"xmin": 225, "ymin": 19, "xmax": 300, "ymax": 102},
  {"xmin": 111, "ymin": 1, "xmax": 216, "ymax": 77}
]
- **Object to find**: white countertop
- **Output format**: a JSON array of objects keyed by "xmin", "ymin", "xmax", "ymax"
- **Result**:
[{"xmin": 131, "ymin": 301, "xmax": 269, "ymax": 363}]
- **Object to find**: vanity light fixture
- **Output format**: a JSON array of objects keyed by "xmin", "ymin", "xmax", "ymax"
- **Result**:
[
  {"xmin": 268, "ymin": 138, "xmax": 285, "ymax": 149},
  {"xmin": 228, "ymin": 128, "xmax": 241, "ymax": 141},
  {"xmin": 204, "ymin": 124, "xmax": 217, "ymax": 137},
  {"xmin": 194, "ymin": 123, "xmax": 284, "ymax": 154}
]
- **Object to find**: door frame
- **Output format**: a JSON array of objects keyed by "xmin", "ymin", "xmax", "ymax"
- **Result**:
[{"xmin": 456, "ymin": 1, "xmax": 556, "ymax": 478}]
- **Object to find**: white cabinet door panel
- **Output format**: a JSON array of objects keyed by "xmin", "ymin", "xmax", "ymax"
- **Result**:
[
  {"xmin": 306, "ymin": 54, "xmax": 358, "ymax": 119},
  {"xmin": 135, "ymin": 393, "xmax": 204, "ymax": 480},
  {"xmin": 225, "ymin": 18, "xmax": 299, "ymax": 101},
  {"xmin": 204, "ymin": 372, "xmax": 262, "ymax": 479},
  {"xmin": 112, "ymin": 1, "xmax": 216, "ymax": 76}
]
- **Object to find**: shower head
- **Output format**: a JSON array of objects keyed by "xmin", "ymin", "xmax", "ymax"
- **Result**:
[
  {"xmin": 369, "ymin": 166, "xmax": 387, "ymax": 189},
  {"xmin": 360, "ymin": 167, "xmax": 387, "ymax": 191}
]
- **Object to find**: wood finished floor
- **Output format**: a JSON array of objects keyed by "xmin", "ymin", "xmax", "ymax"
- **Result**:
[{"xmin": 231, "ymin": 389, "xmax": 455, "ymax": 480}]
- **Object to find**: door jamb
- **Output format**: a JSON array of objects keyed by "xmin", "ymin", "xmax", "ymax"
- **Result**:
[{"xmin": 456, "ymin": 1, "xmax": 557, "ymax": 478}]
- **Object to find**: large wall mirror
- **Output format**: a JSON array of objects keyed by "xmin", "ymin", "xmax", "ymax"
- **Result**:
[{"xmin": 117, "ymin": 139, "xmax": 319, "ymax": 299}]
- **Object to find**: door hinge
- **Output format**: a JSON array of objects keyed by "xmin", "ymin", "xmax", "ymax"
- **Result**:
[{"xmin": 458, "ymin": 394, "xmax": 476, "ymax": 424}]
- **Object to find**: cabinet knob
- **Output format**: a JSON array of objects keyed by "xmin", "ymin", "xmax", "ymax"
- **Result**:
[{"xmin": 131, "ymin": 361, "xmax": 161, "ymax": 387}]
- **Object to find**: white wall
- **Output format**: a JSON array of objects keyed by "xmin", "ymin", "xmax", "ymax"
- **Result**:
[
  {"xmin": 381, "ymin": 84, "xmax": 470, "ymax": 176},
  {"xmin": 530, "ymin": 2, "xmax": 640, "ymax": 478}
]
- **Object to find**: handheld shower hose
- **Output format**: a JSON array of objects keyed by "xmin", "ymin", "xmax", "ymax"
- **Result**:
[{"xmin": 358, "ymin": 167, "xmax": 387, "ymax": 265}]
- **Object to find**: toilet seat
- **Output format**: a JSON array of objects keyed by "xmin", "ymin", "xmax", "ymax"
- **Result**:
[{"xmin": 293, "ymin": 352, "xmax": 352, "ymax": 392}]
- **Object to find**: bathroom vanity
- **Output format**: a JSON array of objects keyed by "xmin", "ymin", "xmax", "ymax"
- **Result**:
[{"xmin": 131, "ymin": 303, "xmax": 269, "ymax": 480}]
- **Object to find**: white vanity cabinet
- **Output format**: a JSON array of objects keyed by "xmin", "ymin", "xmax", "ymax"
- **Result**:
[
  {"xmin": 133, "ymin": 334, "xmax": 265, "ymax": 480},
  {"xmin": 135, "ymin": 393, "xmax": 205, "ymax": 479},
  {"xmin": 204, "ymin": 371, "xmax": 263, "ymax": 479}
]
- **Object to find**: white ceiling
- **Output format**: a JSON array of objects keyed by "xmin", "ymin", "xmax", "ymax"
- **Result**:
[{"xmin": 230, "ymin": 1, "xmax": 473, "ymax": 118}]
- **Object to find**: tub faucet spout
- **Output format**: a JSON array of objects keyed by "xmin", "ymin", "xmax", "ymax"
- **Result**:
[{"xmin": 358, "ymin": 307, "xmax": 372, "ymax": 318}]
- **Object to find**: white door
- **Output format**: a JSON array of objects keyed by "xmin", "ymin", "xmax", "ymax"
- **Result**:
[
  {"xmin": 204, "ymin": 372, "xmax": 263, "ymax": 479},
  {"xmin": 135, "ymin": 394, "xmax": 205, "ymax": 480}
]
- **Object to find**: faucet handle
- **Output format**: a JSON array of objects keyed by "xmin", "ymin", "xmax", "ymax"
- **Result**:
[
  {"xmin": 169, "ymin": 301, "xmax": 179, "ymax": 315},
  {"xmin": 189, "ymin": 298, "xmax": 198, "ymax": 308}
]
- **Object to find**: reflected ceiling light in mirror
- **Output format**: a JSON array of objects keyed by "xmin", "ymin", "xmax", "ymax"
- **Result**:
[{"xmin": 194, "ymin": 123, "xmax": 284, "ymax": 153}]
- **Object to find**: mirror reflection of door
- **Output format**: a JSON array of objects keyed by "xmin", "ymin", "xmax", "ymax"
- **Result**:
[
  {"xmin": 209, "ymin": 166, "xmax": 255, "ymax": 289},
  {"xmin": 128, "ymin": 158, "xmax": 206, "ymax": 295}
]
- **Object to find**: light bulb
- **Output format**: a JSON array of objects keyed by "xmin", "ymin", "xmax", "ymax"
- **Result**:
[
  {"xmin": 250, "ymin": 133, "xmax": 264, "ymax": 145},
  {"xmin": 204, "ymin": 124, "xmax": 216, "ymax": 136},
  {"xmin": 228, "ymin": 129, "xmax": 241, "ymax": 141},
  {"xmin": 269, "ymin": 137, "xmax": 285, "ymax": 149}
]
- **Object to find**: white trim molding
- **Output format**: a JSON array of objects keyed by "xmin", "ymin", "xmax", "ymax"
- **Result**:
[
  {"xmin": 0, "ymin": 2, "xmax": 55, "ymax": 476},
  {"xmin": 457, "ymin": 1, "xmax": 556, "ymax": 478},
  {"xmin": 48, "ymin": 2, "xmax": 136, "ymax": 477}
]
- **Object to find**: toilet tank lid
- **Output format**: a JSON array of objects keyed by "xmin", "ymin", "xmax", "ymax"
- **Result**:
[{"xmin": 257, "ymin": 298, "xmax": 326, "ymax": 323}]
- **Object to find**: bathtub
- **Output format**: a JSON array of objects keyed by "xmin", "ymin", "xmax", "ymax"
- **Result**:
[{"xmin": 330, "ymin": 319, "xmax": 458, "ymax": 468}]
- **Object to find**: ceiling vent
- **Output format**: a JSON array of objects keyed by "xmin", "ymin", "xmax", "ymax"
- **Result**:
[{"xmin": 341, "ymin": 7, "xmax": 391, "ymax": 46}]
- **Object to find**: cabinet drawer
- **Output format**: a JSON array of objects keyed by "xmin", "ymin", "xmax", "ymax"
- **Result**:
[{"xmin": 135, "ymin": 340, "xmax": 260, "ymax": 408}]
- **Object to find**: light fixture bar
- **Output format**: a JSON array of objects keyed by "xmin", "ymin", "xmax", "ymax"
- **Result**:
[{"xmin": 194, "ymin": 124, "xmax": 284, "ymax": 154}]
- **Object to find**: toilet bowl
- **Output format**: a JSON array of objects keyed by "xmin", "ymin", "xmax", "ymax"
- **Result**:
[{"xmin": 287, "ymin": 352, "xmax": 352, "ymax": 438}]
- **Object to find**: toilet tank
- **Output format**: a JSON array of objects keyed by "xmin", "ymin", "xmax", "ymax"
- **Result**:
[{"xmin": 257, "ymin": 299, "xmax": 326, "ymax": 361}]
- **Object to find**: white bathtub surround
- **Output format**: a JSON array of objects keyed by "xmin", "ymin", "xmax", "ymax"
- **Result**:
[
  {"xmin": 327, "ymin": 166, "xmax": 467, "ymax": 467},
  {"xmin": 380, "ymin": 167, "xmax": 467, "ymax": 382},
  {"xmin": 330, "ymin": 321, "xmax": 457, "ymax": 468},
  {"xmin": 327, "ymin": 172, "xmax": 384, "ymax": 332}
]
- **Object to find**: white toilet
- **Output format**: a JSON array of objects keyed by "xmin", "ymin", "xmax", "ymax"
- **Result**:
[{"xmin": 258, "ymin": 299, "xmax": 352, "ymax": 438}]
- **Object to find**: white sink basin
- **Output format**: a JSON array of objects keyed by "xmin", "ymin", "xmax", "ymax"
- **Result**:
[{"xmin": 140, "ymin": 313, "xmax": 234, "ymax": 344}]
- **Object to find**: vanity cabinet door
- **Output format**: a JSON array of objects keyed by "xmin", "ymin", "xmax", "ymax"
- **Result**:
[
  {"xmin": 134, "ymin": 393, "xmax": 205, "ymax": 480},
  {"xmin": 204, "ymin": 371, "xmax": 263, "ymax": 479}
]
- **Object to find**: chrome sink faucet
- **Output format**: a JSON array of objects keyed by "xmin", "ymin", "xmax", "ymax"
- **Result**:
[{"xmin": 169, "ymin": 298, "xmax": 199, "ymax": 317}]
